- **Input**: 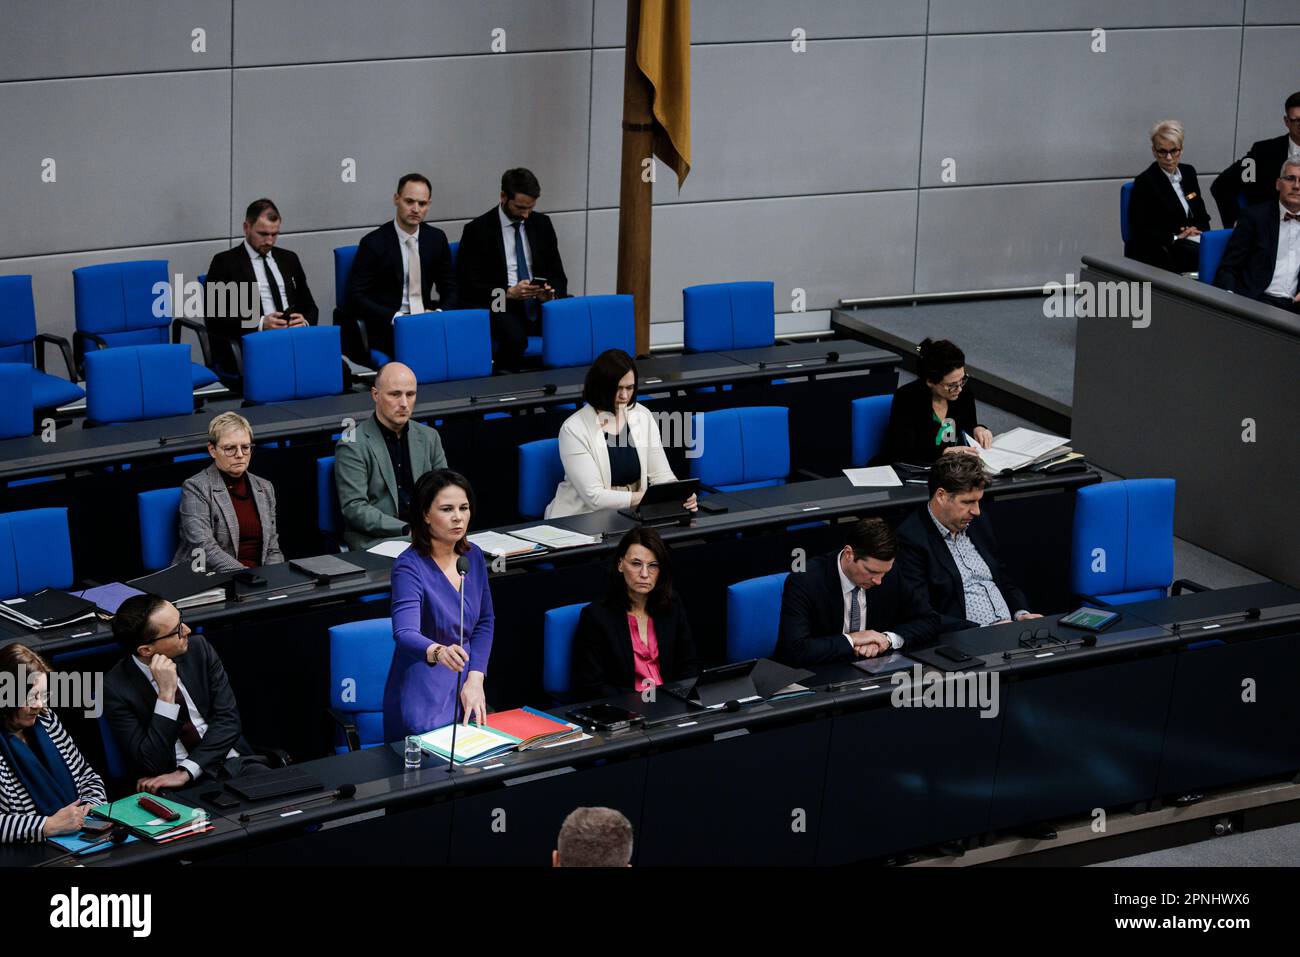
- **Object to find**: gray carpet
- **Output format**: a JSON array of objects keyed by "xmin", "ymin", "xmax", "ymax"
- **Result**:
[{"xmin": 1095, "ymin": 820, "xmax": 1300, "ymax": 867}]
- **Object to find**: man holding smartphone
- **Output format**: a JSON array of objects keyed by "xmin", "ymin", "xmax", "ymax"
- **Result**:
[{"xmin": 456, "ymin": 167, "xmax": 569, "ymax": 370}]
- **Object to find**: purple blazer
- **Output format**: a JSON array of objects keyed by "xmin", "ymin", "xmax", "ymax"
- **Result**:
[{"xmin": 382, "ymin": 543, "xmax": 495, "ymax": 740}]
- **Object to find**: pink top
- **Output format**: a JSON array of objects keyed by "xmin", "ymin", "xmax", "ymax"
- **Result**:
[{"xmin": 627, "ymin": 612, "xmax": 663, "ymax": 689}]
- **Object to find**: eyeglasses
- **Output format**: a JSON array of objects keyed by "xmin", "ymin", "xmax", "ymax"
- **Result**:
[
  {"xmin": 1153, "ymin": 147, "xmax": 1182, "ymax": 157},
  {"xmin": 625, "ymin": 559, "xmax": 660, "ymax": 574},
  {"xmin": 217, "ymin": 444, "xmax": 252, "ymax": 456},
  {"xmin": 24, "ymin": 689, "xmax": 50, "ymax": 707},
  {"xmin": 158, "ymin": 616, "xmax": 185, "ymax": 641},
  {"xmin": 940, "ymin": 376, "xmax": 969, "ymax": 392},
  {"xmin": 1280, "ymin": 176, "xmax": 1300, "ymax": 186}
]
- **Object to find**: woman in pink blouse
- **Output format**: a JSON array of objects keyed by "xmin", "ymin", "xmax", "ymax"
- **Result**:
[{"xmin": 571, "ymin": 527, "xmax": 700, "ymax": 700}]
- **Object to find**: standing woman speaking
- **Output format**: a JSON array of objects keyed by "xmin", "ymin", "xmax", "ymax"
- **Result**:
[{"xmin": 383, "ymin": 470, "xmax": 494, "ymax": 741}]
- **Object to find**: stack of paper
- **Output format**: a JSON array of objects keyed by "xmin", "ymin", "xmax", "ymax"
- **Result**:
[
  {"xmin": 466, "ymin": 532, "xmax": 546, "ymax": 558},
  {"xmin": 971, "ymin": 428, "xmax": 1071, "ymax": 473},
  {"xmin": 512, "ymin": 525, "xmax": 602, "ymax": 549},
  {"xmin": 367, "ymin": 540, "xmax": 411, "ymax": 558},
  {"xmin": 0, "ymin": 590, "xmax": 98, "ymax": 630}
]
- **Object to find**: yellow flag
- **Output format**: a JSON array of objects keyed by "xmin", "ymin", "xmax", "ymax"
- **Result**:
[{"xmin": 636, "ymin": 0, "xmax": 691, "ymax": 186}]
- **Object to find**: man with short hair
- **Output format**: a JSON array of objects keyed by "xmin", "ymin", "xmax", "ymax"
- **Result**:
[
  {"xmin": 345, "ymin": 173, "xmax": 458, "ymax": 361},
  {"xmin": 334, "ymin": 361, "xmax": 448, "ymax": 550},
  {"xmin": 1214, "ymin": 158, "xmax": 1300, "ymax": 313},
  {"xmin": 204, "ymin": 198, "xmax": 319, "ymax": 378},
  {"xmin": 896, "ymin": 454, "xmax": 1041, "ymax": 632},
  {"xmin": 1211, "ymin": 91, "xmax": 1300, "ymax": 227},
  {"xmin": 456, "ymin": 167, "xmax": 569, "ymax": 369},
  {"xmin": 552, "ymin": 806, "xmax": 633, "ymax": 867},
  {"xmin": 775, "ymin": 517, "xmax": 939, "ymax": 668},
  {"xmin": 103, "ymin": 594, "xmax": 266, "ymax": 792}
]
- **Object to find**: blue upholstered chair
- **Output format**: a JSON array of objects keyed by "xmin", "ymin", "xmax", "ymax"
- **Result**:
[
  {"xmin": 138, "ymin": 488, "xmax": 183, "ymax": 572},
  {"xmin": 0, "ymin": 274, "xmax": 84, "ymax": 410},
  {"xmin": 726, "ymin": 572, "xmax": 788, "ymax": 662},
  {"xmin": 72, "ymin": 260, "xmax": 218, "ymax": 388},
  {"xmin": 541, "ymin": 295, "xmax": 635, "ymax": 368},
  {"xmin": 0, "ymin": 364, "xmax": 34, "ymax": 439},
  {"xmin": 328, "ymin": 618, "xmax": 393, "ymax": 751},
  {"xmin": 682, "ymin": 281, "xmax": 775, "ymax": 352},
  {"xmin": 242, "ymin": 326, "xmax": 342, "ymax": 403},
  {"xmin": 333, "ymin": 245, "xmax": 357, "ymax": 314},
  {"xmin": 0, "ymin": 507, "xmax": 73, "ymax": 599},
  {"xmin": 850, "ymin": 394, "xmax": 893, "ymax": 468},
  {"xmin": 1197, "ymin": 229, "xmax": 1232, "ymax": 284},
  {"xmin": 1120, "ymin": 181, "xmax": 1134, "ymax": 244},
  {"xmin": 97, "ymin": 714, "xmax": 128, "ymax": 783},
  {"xmin": 689, "ymin": 406, "xmax": 790, "ymax": 492},
  {"xmin": 1071, "ymin": 479, "xmax": 1180, "ymax": 605},
  {"xmin": 518, "ymin": 438, "xmax": 565, "ymax": 519},
  {"xmin": 85, "ymin": 344, "xmax": 194, "ymax": 424},
  {"xmin": 543, "ymin": 603, "xmax": 588, "ymax": 700},
  {"xmin": 395, "ymin": 310, "xmax": 493, "ymax": 383},
  {"xmin": 316, "ymin": 455, "xmax": 344, "ymax": 549}
]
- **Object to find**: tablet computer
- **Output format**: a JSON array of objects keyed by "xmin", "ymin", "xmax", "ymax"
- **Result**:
[{"xmin": 1058, "ymin": 606, "xmax": 1121, "ymax": 632}]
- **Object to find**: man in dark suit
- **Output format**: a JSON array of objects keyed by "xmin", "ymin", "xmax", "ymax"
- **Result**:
[
  {"xmin": 1211, "ymin": 91, "xmax": 1300, "ymax": 227},
  {"xmin": 345, "ymin": 172, "xmax": 458, "ymax": 361},
  {"xmin": 775, "ymin": 517, "xmax": 939, "ymax": 668},
  {"xmin": 456, "ymin": 167, "xmax": 568, "ymax": 370},
  {"xmin": 1213, "ymin": 158, "xmax": 1300, "ymax": 313},
  {"xmin": 103, "ymin": 594, "xmax": 266, "ymax": 792},
  {"xmin": 896, "ymin": 454, "xmax": 1041, "ymax": 632},
  {"xmin": 204, "ymin": 198, "xmax": 319, "ymax": 380}
]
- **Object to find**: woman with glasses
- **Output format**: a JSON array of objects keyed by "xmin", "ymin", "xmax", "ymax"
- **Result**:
[
  {"xmin": 1125, "ymin": 119, "xmax": 1212, "ymax": 274},
  {"xmin": 879, "ymin": 338, "xmax": 990, "ymax": 465},
  {"xmin": 544, "ymin": 349, "xmax": 698, "ymax": 519},
  {"xmin": 571, "ymin": 527, "xmax": 699, "ymax": 700},
  {"xmin": 174, "ymin": 411, "xmax": 284, "ymax": 571},
  {"xmin": 0, "ymin": 643, "xmax": 107, "ymax": 842}
]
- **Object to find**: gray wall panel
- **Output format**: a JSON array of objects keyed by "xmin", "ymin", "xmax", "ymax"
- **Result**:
[
  {"xmin": 593, "ymin": 0, "xmax": 928, "ymax": 46},
  {"xmin": 921, "ymin": 29, "xmax": 1241, "ymax": 186},
  {"xmin": 233, "ymin": 0, "xmax": 592, "ymax": 66},
  {"xmin": 928, "ymin": 0, "xmax": 1243, "ymax": 33},
  {"xmin": 0, "ymin": 0, "xmax": 231, "ymax": 81},
  {"xmin": 231, "ymin": 53, "xmax": 591, "ymax": 234},
  {"xmin": 1234, "ymin": 27, "xmax": 1300, "ymax": 156},
  {"xmin": 0, "ymin": 72, "xmax": 232, "ymax": 259},
  {"xmin": 1246, "ymin": 0, "xmax": 1300, "ymax": 24},
  {"xmin": 588, "ymin": 38, "xmax": 925, "ymax": 207},
  {"xmin": 914, "ymin": 180, "xmax": 1126, "ymax": 293},
  {"xmin": 585, "ymin": 192, "xmax": 919, "ymax": 324}
]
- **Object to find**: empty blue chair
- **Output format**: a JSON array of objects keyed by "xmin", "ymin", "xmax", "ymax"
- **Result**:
[
  {"xmin": 543, "ymin": 603, "xmax": 588, "ymax": 700},
  {"xmin": 542, "ymin": 295, "xmax": 635, "ymax": 368},
  {"xmin": 850, "ymin": 394, "xmax": 893, "ymax": 467},
  {"xmin": 138, "ymin": 488, "xmax": 183, "ymax": 572},
  {"xmin": 395, "ymin": 310, "xmax": 493, "ymax": 383},
  {"xmin": 333, "ymin": 245, "xmax": 357, "ymax": 311},
  {"xmin": 316, "ymin": 456, "xmax": 343, "ymax": 544},
  {"xmin": 85, "ymin": 344, "xmax": 194, "ymax": 424},
  {"xmin": 518, "ymin": 438, "xmax": 564, "ymax": 519},
  {"xmin": 689, "ymin": 406, "xmax": 790, "ymax": 492},
  {"xmin": 726, "ymin": 572, "xmax": 789, "ymax": 662},
  {"xmin": 243, "ymin": 326, "xmax": 342, "ymax": 403},
  {"xmin": 1197, "ymin": 229, "xmax": 1232, "ymax": 284},
  {"xmin": 1120, "ymin": 181, "xmax": 1134, "ymax": 244},
  {"xmin": 328, "ymin": 618, "xmax": 393, "ymax": 751},
  {"xmin": 682, "ymin": 281, "xmax": 775, "ymax": 352},
  {"xmin": 72, "ymin": 260, "xmax": 217, "ymax": 388},
  {"xmin": 334, "ymin": 244, "xmax": 393, "ymax": 369},
  {"xmin": 1070, "ymin": 479, "xmax": 1175, "ymax": 605},
  {"xmin": 0, "ymin": 364, "xmax": 34, "ymax": 439},
  {"xmin": 0, "ymin": 507, "xmax": 73, "ymax": 599},
  {"xmin": 0, "ymin": 275, "xmax": 84, "ymax": 409}
]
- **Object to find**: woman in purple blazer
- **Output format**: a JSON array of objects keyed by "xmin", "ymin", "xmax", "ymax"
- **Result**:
[{"xmin": 383, "ymin": 470, "xmax": 494, "ymax": 741}]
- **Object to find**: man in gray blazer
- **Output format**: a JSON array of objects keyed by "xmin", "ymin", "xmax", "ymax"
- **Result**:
[{"xmin": 335, "ymin": 361, "xmax": 448, "ymax": 550}]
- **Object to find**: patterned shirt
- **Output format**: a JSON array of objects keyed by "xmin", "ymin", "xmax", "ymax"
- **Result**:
[{"xmin": 927, "ymin": 505, "xmax": 1011, "ymax": 626}]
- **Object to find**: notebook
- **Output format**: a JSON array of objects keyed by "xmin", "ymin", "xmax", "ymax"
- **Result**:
[{"xmin": 0, "ymin": 590, "xmax": 98, "ymax": 630}]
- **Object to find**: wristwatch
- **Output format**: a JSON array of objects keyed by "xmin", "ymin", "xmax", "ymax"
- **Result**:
[{"xmin": 431, "ymin": 645, "xmax": 442, "ymax": 664}]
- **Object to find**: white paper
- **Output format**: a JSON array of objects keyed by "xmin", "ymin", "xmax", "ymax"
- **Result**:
[
  {"xmin": 367, "ymin": 540, "xmax": 411, "ymax": 558},
  {"xmin": 842, "ymin": 466, "xmax": 902, "ymax": 488},
  {"xmin": 992, "ymin": 427, "xmax": 1067, "ymax": 459},
  {"xmin": 466, "ymin": 531, "xmax": 543, "ymax": 557},
  {"xmin": 512, "ymin": 525, "xmax": 601, "ymax": 548}
]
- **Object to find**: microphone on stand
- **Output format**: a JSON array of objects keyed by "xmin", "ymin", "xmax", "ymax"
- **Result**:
[{"xmin": 445, "ymin": 553, "xmax": 471, "ymax": 774}]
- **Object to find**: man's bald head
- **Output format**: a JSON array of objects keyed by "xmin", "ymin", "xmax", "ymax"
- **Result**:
[{"xmin": 372, "ymin": 362, "xmax": 418, "ymax": 431}]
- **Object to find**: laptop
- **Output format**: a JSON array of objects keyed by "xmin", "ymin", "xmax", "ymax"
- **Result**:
[{"xmin": 617, "ymin": 478, "xmax": 700, "ymax": 526}]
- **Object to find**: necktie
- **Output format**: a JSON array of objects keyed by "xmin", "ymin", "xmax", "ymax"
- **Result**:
[
  {"xmin": 512, "ymin": 221, "xmax": 539, "ymax": 322},
  {"xmin": 260, "ymin": 254, "xmax": 285, "ymax": 315},
  {"xmin": 173, "ymin": 692, "xmax": 202, "ymax": 753},
  {"xmin": 848, "ymin": 586, "xmax": 864, "ymax": 633},
  {"xmin": 406, "ymin": 234, "xmax": 425, "ymax": 314}
]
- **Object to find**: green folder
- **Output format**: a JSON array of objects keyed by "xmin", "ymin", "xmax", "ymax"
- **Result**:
[{"xmin": 91, "ymin": 793, "xmax": 209, "ymax": 840}]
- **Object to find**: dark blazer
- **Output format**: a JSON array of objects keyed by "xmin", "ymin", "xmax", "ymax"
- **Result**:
[
  {"xmin": 572, "ymin": 592, "xmax": 699, "ymax": 700},
  {"xmin": 895, "ymin": 504, "xmax": 1030, "ymax": 632},
  {"xmin": 103, "ymin": 634, "xmax": 252, "ymax": 780},
  {"xmin": 1214, "ymin": 201, "xmax": 1296, "ymax": 300},
  {"xmin": 456, "ymin": 206, "xmax": 569, "ymax": 315},
  {"xmin": 1125, "ymin": 162, "xmax": 1212, "ymax": 271},
  {"xmin": 204, "ymin": 243, "xmax": 318, "ymax": 374},
  {"xmin": 345, "ymin": 221, "xmax": 459, "ymax": 356},
  {"xmin": 1212, "ymin": 134, "xmax": 1293, "ymax": 227},
  {"xmin": 877, "ymin": 377, "xmax": 982, "ymax": 466},
  {"xmin": 775, "ymin": 553, "xmax": 939, "ymax": 668}
]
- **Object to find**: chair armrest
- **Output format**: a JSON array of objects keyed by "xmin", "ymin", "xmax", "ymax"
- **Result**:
[
  {"xmin": 172, "ymin": 316, "xmax": 214, "ymax": 369},
  {"xmin": 248, "ymin": 743, "xmax": 292, "ymax": 769},
  {"xmin": 207, "ymin": 327, "xmax": 244, "ymax": 377},
  {"xmin": 325, "ymin": 708, "xmax": 361, "ymax": 752},
  {"xmin": 71, "ymin": 330, "xmax": 108, "ymax": 378},
  {"xmin": 1078, "ymin": 594, "xmax": 1112, "ymax": 607},
  {"xmin": 1171, "ymin": 579, "xmax": 1211, "ymax": 595},
  {"xmin": 33, "ymin": 333, "xmax": 77, "ymax": 380}
]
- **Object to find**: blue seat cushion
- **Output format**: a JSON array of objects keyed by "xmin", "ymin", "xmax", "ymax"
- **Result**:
[
  {"xmin": 29, "ymin": 370, "xmax": 85, "ymax": 409},
  {"xmin": 190, "ymin": 363, "xmax": 219, "ymax": 389}
]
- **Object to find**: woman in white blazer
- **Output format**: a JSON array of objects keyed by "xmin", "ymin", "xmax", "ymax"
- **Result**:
[{"xmin": 545, "ymin": 350, "xmax": 699, "ymax": 519}]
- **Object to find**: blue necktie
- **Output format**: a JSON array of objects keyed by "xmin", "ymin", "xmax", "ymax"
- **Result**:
[
  {"xmin": 512, "ymin": 221, "xmax": 539, "ymax": 322},
  {"xmin": 848, "ymin": 587, "xmax": 863, "ymax": 633}
]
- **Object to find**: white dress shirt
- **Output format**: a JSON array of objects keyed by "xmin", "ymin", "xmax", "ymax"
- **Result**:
[
  {"xmin": 1288, "ymin": 137, "xmax": 1300, "ymax": 164},
  {"xmin": 132, "ymin": 657, "xmax": 238, "ymax": 782},
  {"xmin": 394, "ymin": 217, "xmax": 420, "ymax": 317},
  {"xmin": 835, "ymin": 555, "xmax": 902, "ymax": 650},
  {"xmin": 1265, "ymin": 203, "xmax": 1300, "ymax": 299},
  {"xmin": 243, "ymin": 241, "xmax": 288, "ymax": 329},
  {"xmin": 499, "ymin": 204, "xmax": 533, "ymax": 287},
  {"xmin": 1163, "ymin": 166, "xmax": 1191, "ymax": 221}
]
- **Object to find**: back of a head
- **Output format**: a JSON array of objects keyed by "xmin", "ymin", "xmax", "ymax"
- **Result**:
[{"xmin": 555, "ymin": 806, "xmax": 633, "ymax": 867}]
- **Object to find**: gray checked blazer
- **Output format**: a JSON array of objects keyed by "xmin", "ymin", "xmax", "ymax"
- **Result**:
[{"xmin": 173, "ymin": 462, "xmax": 284, "ymax": 572}]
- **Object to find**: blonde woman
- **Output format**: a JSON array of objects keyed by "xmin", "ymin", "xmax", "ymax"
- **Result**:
[{"xmin": 1125, "ymin": 119, "xmax": 1212, "ymax": 273}]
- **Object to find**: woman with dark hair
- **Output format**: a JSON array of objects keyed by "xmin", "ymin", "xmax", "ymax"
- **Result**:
[
  {"xmin": 570, "ymin": 527, "xmax": 699, "ymax": 700},
  {"xmin": 1125, "ymin": 119, "xmax": 1212, "ymax": 274},
  {"xmin": 878, "ymin": 338, "xmax": 991, "ymax": 465},
  {"xmin": 382, "ymin": 470, "xmax": 495, "ymax": 739},
  {"xmin": 0, "ymin": 644, "xmax": 107, "ymax": 843},
  {"xmin": 544, "ymin": 349, "xmax": 698, "ymax": 518}
]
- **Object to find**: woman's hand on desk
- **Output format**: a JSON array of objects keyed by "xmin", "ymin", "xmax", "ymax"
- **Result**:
[{"xmin": 460, "ymin": 672, "xmax": 487, "ymax": 725}]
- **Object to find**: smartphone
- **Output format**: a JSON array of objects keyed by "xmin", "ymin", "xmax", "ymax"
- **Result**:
[
  {"xmin": 527, "ymin": 277, "xmax": 548, "ymax": 287},
  {"xmin": 80, "ymin": 818, "xmax": 113, "ymax": 836},
  {"xmin": 697, "ymin": 499, "xmax": 728, "ymax": 515}
]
